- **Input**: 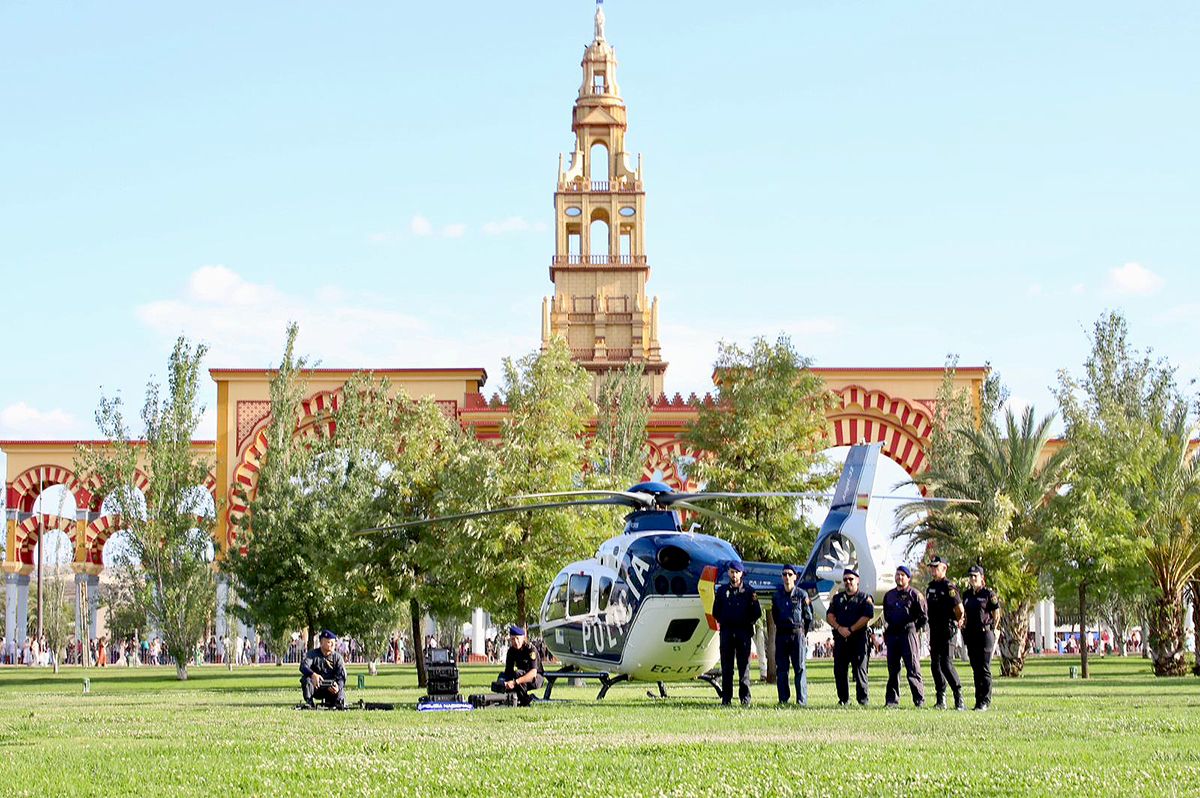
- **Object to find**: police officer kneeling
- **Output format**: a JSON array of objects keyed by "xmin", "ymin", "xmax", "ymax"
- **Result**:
[
  {"xmin": 713, "ymin": 559, "xmax": 761, "ymax": 706},
  {"xmin": 300, "ymin": 629, "xmax": 347, "ymax": 709},
  {"xmin": 883, "ymin": 564, "xmax": 927, "ymax": 708},
  {"xmin": 963, "ymin": 565, "xmax": 1001, "ymax": 711},
  {"xmin": 771, "ymin": 564, "xmax": 813, "ymax": 705},
  {"xmin": 827, "ymin": 568, "xmax": 874, "ymax": 707},
  {"xmin": 492, "ymin": 625, "xmax": 544, "ymax": 706}
]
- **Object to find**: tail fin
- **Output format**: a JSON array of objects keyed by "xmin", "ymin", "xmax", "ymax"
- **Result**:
[{"xmin": 799, "ymin": 442, "xmax": 883, "ymax": 615}]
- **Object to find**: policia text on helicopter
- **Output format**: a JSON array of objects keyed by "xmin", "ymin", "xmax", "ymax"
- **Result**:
[{"xmin": 713, "ymin": 559, "xmax": 1000, "ymax": 710}]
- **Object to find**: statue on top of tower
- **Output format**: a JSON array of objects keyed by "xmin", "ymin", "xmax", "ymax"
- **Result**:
[{"xmin": 594, "ymin": 1, "xmax": 606, "ymax": 42}]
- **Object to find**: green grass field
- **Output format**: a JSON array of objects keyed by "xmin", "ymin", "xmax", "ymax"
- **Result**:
[{"xmin": 1, "ymin": 656, "xmax": 1197, "ymax": 797}]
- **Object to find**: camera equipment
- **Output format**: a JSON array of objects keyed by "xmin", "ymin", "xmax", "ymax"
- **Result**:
[{"xmin": 417, "ymin": 647, "xmax": 461, "ymax": 705}]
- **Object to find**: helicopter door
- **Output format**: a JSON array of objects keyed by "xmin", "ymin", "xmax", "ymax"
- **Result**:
[{"xmin": 566, "ymin": 574, "xmax": 592, "ymax": 618}]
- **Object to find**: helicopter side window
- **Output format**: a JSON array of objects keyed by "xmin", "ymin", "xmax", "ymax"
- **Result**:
[
  {"xmin": 597, "ymin": 576, "xmax": 613, "ymax": 610},
  {"xmin": 544, "ymin": 576, "xmax": 569, "ymax": 622},
  {"xmin": 567, "ymin": 574, "xmax": 592, "ymax": 617}
]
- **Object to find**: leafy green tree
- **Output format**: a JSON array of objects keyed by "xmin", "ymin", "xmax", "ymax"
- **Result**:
[
  {"xmin": 683, "ymin": 336, "xmax": 835, "ymax": 563},
  {"xmin": 27, "ymin": 565, "xmax": 74, "ymax": 673},
  {"xmin": 1055, "ymin": 311, "xmax": 1198, "ymax": 676},
  {"xmin": 683, "ymin": 336, "xmax": 835, "ymax": 680},
  {"xmin": 474, "ymin": 337, "xmax": 598, "ymax": 627},
  {"xmin": 225, "ymin": 323, "xmax": 339, "ymax": 650},
  {"xmin": 591, "ymin": 362, "xmax": 652, "ymax": 489},
  {"xmin": 902, "ymin": 407, "xmax": 1069, "ymax": 677},
  {"xmin": 346, "ymin": 377, "xmax": 497, "ymax": 686},
  {"xmin": 77, "ymin": 337, "xmax": 218, "ymax": 680}
]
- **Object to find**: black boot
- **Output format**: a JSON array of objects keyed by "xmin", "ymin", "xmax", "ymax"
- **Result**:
[
  {"xmin": 954, "ymin": 691, "xmax": 966, "ymax": 711},
  {"xmin": 933, "ymin": 693, "xmax": 946, "ymax": 710}
]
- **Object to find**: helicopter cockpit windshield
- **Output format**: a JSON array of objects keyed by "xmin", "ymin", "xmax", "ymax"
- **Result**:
[{"xmin": 540, "ymin": 562, "xmax": 619, "ymax": 628}]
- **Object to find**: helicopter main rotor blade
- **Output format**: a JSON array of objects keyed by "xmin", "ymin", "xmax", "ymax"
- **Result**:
[
  {"xmin": 665, "ymin": 491, "xmax": 978, "ymax": 506},
  {"xmin": 359, "ymin": 497, "xmax": 632, "ymax": 534},
  {"xmin": 670, "ymin": 500, "xmax": 761, "ymax": 537},
  {"xmin": 510, "ymin": 489, "xmax": 654, "ymax": 507}
]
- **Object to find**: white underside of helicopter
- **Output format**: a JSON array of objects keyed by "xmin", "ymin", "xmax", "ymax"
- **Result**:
[{"xmin": 547, "ymin": 596, "xmax": 720, "ymax": 682}]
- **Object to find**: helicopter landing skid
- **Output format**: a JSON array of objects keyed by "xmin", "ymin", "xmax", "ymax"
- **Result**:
[
  {"xmin": 646, "ymin": 680, "xmax": 669, "ymax": 699},
  {"xmin": 696, "ymin": 672, "xmax": 723, "ymax": 698}
]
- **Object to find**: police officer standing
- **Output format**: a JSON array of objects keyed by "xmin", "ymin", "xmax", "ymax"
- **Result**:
[
  {"xmin": 826, "ymin": 567, "xmax": 874, "ymax": 707},
  {"xmin": 883, "ymin": 565, "xmax": 927, "ymax": 707},
  {"xmin": 771, "ymin": 564, "xmax": 813, "ymax": 706},
  {"xmin": 925, "ymin": 555, "xmax": 966, "ymax": 710},
  {"xmin": 713, "ymin": 559, "xmax": 761, "ymax": 706},
  {"xmin": 963, "ymin": 565, "xmax": 1001, "ymax": 711}
]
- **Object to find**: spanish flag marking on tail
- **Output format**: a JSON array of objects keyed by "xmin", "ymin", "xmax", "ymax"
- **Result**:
[
  {"xmin": 699, "ymin": 565, "xmax": 719, "ymax": 631},
  {"xmin": 856, "ymin": 493, "xmax": 870, "ymax": 512}
]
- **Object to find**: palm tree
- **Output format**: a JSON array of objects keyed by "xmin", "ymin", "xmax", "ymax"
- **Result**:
[
  {"xmin": 1140, "ymin": 414, "xmax": 1200, "ymax": 676},
  {"xmin": 898, "ymin": 407, "xmax": 1070, "ymax": 677}
]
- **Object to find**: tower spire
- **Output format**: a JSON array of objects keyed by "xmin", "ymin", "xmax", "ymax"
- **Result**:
[
  {"xmin": 541, "ymin": 2, "xmax": 668, "ymax": 398},
  {"xmin": 594, "ymin": 0, "xmax": 606, "ymax": 43}
]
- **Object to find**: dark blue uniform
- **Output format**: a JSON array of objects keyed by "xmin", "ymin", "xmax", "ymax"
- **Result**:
[
  {"xmin": 827, "ymin": 590, "xmax": 874, "ymax": 705},
  {"xmin": 713, "ymin": 581, "xmax": 762, "ymax": 705},
  {"xmin": 771, "ymin": 585, "xmax": 813, "ymax": 705},
  {"xmin": 299, "ymin": 647, "xmax": 347, "ymax": 708},
  {"xmin": 926, "ymin": 577, "xmax": 964, "ymax": 708},
  {"xmin": 963, "ymin": 586, "xmax": 1000, "ymax": 709},
  {"xmin": 883, "ymin": 585, "xmax": 927, "ymax": 706}
]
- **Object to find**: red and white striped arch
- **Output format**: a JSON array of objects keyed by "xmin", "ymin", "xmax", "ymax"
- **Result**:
[
  {"xmin": 829, "ymin": 385, "xmax": 933, "ymax": 477},
  {"xmin": 225, "ymin": 389, "xmax": 344, "ymax": 542},
  {"xmin": 642, "ymin": 437, "xmax": 699, "ymax": 492},
  {"xmin": 14, "ymin": 513, "xmax": 78, "ymax": 566},
  {"xmin": 10, "ymin": 465, "xmax": 88, "ymax": 513}
]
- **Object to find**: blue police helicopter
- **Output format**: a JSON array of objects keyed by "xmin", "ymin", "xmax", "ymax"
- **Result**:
[{"xmin": 375, "ymin": 442, "xmax": 960, "ymax": 698}]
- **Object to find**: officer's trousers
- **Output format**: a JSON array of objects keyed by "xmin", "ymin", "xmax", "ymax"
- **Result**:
[
  {"xmin": 928, "ymin": 630, "xmax": 962, "ymax": 700},
  {"xmin": 965, "ymin": 629, "xmax": 995, "ymax": 707},
  {"xmin": 832, "ymin": 633, "xmax": 869, "ymax": 705},
  {"xmin": 774, "ymin": 630, "xmax": 807, "ymax": 705},
  {"xmin": 301, "ymin": 678, "xmax": 346, "ymax": 708},
  {"xmin": 884, "ymin": 627, "xmax": 925, "ymax": 706},
  {"xmin": 719, "ymin": 632, "xmax": 752, "ymax": 705},
  {"xmin": 493, "ymin": 669, "xmax": 545, "ymax": 706}
]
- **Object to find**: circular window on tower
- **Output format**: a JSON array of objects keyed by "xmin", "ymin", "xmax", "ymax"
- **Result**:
[
  {"xmin": 618, "ymin": 206, "xmax": 636, "ymax": 217},
  {"xmin": 564, "ymin": 206, "xmax": 583, "ymax": 217}
]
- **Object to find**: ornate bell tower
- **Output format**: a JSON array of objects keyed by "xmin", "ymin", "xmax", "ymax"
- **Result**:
[{"xmin": 541, "ymin": 3, "xmax": 667, "ymax": 397}]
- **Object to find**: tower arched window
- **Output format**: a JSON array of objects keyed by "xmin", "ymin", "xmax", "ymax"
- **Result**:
[{"xmin": 589, "ymin": 142, "xmax": 609, "ymax": 189}]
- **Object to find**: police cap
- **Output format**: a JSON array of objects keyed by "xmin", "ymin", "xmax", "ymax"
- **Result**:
[
  {"xmin": 842, "ymin": 567, "xmax": 859, "ymax": 579},
  {"xmin": 967, "ymin": 565, "xmax": 985, "ymax": 576},
  {"xmin": 727, "ymin": 560, "xmax": 745, "ymax": 573},
  {"xmin": 509, "ymin": 625, "xmax": 526, "ymax": 637},
  {"xmin": 319, "ymin": 629, "xmax": 338, "ymax": 640},
  {"xmin": 928, "ymin": 555, "xmax": 948, "ymax": 566},
  {"xmin": 896, "ymin": 565, "xmax": 912, "ymax": 578}
]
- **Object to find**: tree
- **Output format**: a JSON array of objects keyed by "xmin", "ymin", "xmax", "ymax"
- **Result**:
[
  {"xmin": 683, "ymin": 336, "xmax": 836, "ymax": 681},
  {"xmin": 591, "ymin": 362, "xmax": 651, "ymax": 489},
  {"xmin": 345, "ymin": 376, "xmax": 497, "ymax": 687},
  {"xmin": 474, "ymin": 337, "xmax": 599, "ymax": 627},
  {"xmin": 27, "ymin": 564, "xmax": 74, "ymax": 673},
  {"xmin": 225, "ymin": 323, "xmax": 342, "ymax": 652},
  {"xmin": 901, "ymin": 407, "xmax": 1069, "ymax": 677},
  {"xmin": 1055, "ymin": 311, "xmax": 1198, "ymax": 677},
  {"xmin": 1139, "ymin": 413, "xmax": 1200, "ymax": 676},
  {"xmin": 77, "ymin": 337, "xmax": 218, "ymax": 680}
]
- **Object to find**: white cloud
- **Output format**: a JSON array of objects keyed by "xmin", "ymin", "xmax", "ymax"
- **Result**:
[
  {"xmin": 1106, "ymin": 262, "xmax": 1163, "ymax": 296},
  {"xmin": 0, "ymin": 402, "xmax": 79, "ymax": 438},
  {"xmin": 1070, "ymin": 283, "xmax": 1086, "ymax": 295},
  {"xmin": 442, "ymin": 223, "xmax": 467, "ymax": 238},
  {"xmin": 135, "ymin": 267, "xmax": 535, "ymax": 374},
  {"xmin": 409, "ymin": 215, "xmax": 433, "ymax": 236},
  {"xmin": 482, "ymin": 216, "xmax": 547, "ymax": 235}
]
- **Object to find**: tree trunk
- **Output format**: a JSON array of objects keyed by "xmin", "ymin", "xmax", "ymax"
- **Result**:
[
  {"xmin": 176, "ymin": 663, "xmax": 189, "ymax": 680},
  {"xmin": 997, "ymin": 602, "xmax": 1031, "ymax": 677},
  {"xmin": 1191, "ymin": 580, "xmax": 1200, "ymax": 677},
  {"xmin": 517, "ymin": 583, "xmax": 528, "ymax": 629},
  {"xmin": 368, "ymin": 659, "xmax": 379, "ymax": 677},
  {"xmin": 764, "ymin": 613, "xmax": 777, "ymax": 683},
  {"xmin": 1148, "ymin": 595, "xmax": 1187, "ymax": 676},
  {"xmin": 1079, "ymin": 581, "xmax": 1089, "ymax": 679},
  {"xmin": 410, "ymin": 597, "xmax": 427, "ymax": 688}
]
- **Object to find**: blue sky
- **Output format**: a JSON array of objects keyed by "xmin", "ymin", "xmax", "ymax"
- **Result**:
[{"xmin": 2, "ymin": 1, "xmax": 1197, "ymax": 445}]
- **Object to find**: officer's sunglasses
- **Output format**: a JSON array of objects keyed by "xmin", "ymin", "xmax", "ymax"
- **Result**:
[{"xmin": 842, "ymin": 577, "xmax": 857, "ymax": 584}]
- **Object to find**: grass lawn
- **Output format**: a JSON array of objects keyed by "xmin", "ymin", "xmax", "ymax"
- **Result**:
[{"xmin": 1, "ymin": 656, "xmax": 1197, "ymax": 797}]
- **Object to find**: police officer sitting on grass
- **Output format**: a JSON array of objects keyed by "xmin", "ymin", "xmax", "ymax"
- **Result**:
[
  {"xmin": 492, "ymin": 625, "xmax": 544, "ymax": 706},
  {"xmin": 883, "ymin": 564, "xmax": 927, "ymax": 708},
  {"xmin": 713, "ymin": 559, "xmax": 761, "ymax": 707},
  {"xmin": 771, "ymin": 564, "xmax": 813, "ymax": 706},
  {"xmin": 300, "ymin": 629, "xmax": 347, "ymax": 709}
]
